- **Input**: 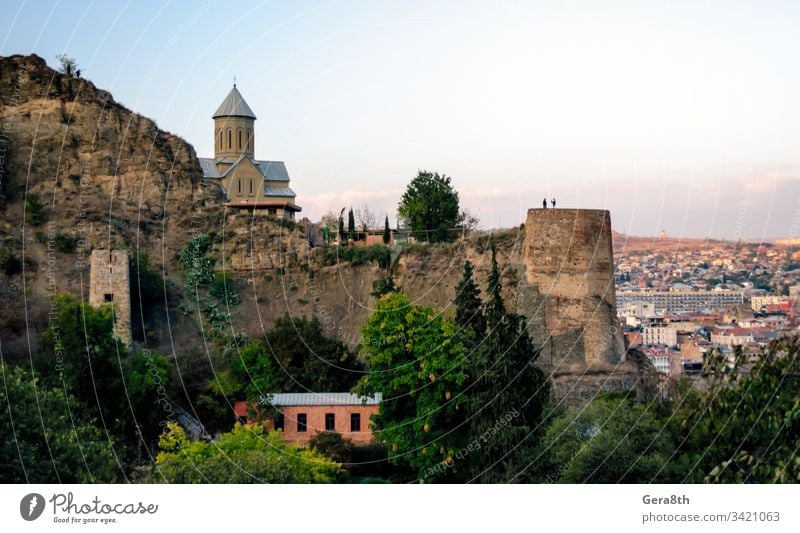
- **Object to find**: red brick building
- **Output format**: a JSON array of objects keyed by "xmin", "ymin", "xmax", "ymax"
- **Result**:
[{"xmin": 234, "ymin": 392, "xmax": 381, "ymax": 446}]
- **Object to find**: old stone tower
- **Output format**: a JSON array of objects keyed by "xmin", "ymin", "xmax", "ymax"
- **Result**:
[
  {"xmin": 518, "ymin": 208, "xmax": 625, "ymax": 369},
  {"xmin": 89, "ymin": 250, "xmax": 132, "ymax": 346}
]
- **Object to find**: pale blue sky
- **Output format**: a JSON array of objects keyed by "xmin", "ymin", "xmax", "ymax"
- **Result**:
[{"xmin": 3, "ymin": 1, "xmax": 800, "ymax": 239}]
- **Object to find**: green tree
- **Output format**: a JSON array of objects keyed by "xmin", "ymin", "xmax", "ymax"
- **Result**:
[
  {"xmin": 354, "ymin": 292, "xmax": 468, "ymax": 480},
  {"xmin": 462, "ymin": 244, "xmax": 550, "ymax": 482},
  {"xmin": 383, "ymin": 215, "xmax": 391, "ymax": 244},
  {"xmin": 308, "ymin": 431, "xmax": 353, "ymax": 464},
  {"xmin": 153, "ymin": 423, "xmax": 341, "ymax": 483},
  {"xmin": 397, "ymin": 171, "xmax": 461, "ymax": 242},
  {"xmin": 338, "ymin": 208, "xmax": 346, "ymax": 244},
  {"xmin": 453, "ymin": 260, "xmax": 485, "ymax": 340},
  {"xmin": 233, "ymin": 316, "xmax": 365, "ymax": 397},
  {"xmin": 534, "ymin": 392, "xmax": 675, "ymax": 483},
  {"xmin": 371, "ymin": 276, "xmax": 399, "ymax": 299},
  {"xmin": 348, "ymin": 207, "xmax": 356, "ymax": 241},
  {"xmin": 674, "ymin": 340, "xmax": 800, "ymax": 483},
  {"xmin": 0, "ymin": 363, "xmax": 118, "ymax": 483}
]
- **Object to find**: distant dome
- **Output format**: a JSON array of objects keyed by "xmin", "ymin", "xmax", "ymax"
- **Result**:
[{"xmin": 213, "ymin": 85, "xmax": 256, "ymax": 119}]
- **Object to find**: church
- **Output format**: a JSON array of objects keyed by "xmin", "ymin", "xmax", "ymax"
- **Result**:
[{"xmin": 199, "ymin": 85, "xmax": 301, "ymax": 219}]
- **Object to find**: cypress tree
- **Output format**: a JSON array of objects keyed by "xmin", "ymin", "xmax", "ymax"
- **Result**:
[
  {"xmin": 348, "ymin": 207, "xmax": 356, "ymax": 241},
  {"xmin": 454, "ymin": 260, "xmax": 485, "ymax": 339},
  {"xmin": 338, "ymin": 213, "xmax": 346, "ymax": 244},
  {"xmin": 463, "ymin": 243, "xmax": 550, "ymax": 482},
  {"xmin": 383, "ymin": 215, "xmax": 391, "ymax": 244}
]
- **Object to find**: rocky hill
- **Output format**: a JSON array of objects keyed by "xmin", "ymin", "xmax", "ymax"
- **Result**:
[{"xmin": 0, "ymin": 54, "xmax": 524, "ymax": 360}]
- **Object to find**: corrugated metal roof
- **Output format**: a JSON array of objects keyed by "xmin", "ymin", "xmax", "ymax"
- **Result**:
[
  {"xmin": 198, "ymin": 158, "xmax": 220, "ymax": 178},
  {"xmin": 255, "ymin": 160, "xmax": 290, "ymax": 181},
  {"xmin": 260, "ymin": 392, "xmax": 382, "ymax": 406},
  {"xmin": 263, "ymin": 187, "xmax": 296, "ymax": 198},
  {"xmin": 213, "ymin": 86, "xmax": 257, "ymax": 119}
]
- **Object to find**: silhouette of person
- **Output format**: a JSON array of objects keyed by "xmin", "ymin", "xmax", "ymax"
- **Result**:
[
  {"xmin": 542, "ymin": 198, "xmax": 547, "ymax": 209},
  {"xmin": 551, "ymin": 198, "xmax": 556, "ymax": 208}
]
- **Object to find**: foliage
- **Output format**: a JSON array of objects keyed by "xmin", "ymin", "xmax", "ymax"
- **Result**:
[
  {"xmin": 308, "ymin": 431, "xmax": 354, "ymax": 464},
  {"xmin": 453, "ymin": 260, "xmax": 485, "ymax": 339},
  {"xmin": 354, "ymin": 292, "xmax": 468, "ymax": 480},
  {"xmin": 179, "ymin": 234, "xmax": 215, "ymax": 290},
  {"xmin": 348, "ymin": 207, "xmax": 356, "ymax": 240},
  {"xmin": 233, "ymin": 315, "xmax": 365, "ymax": 398},
  {"xmin": 338, "ymin": 208, "xmax": 346, "ymax": 244},
  {"xmin": 371, "ymin": 276, "xmax": 399, "ymax": 298},
  {"xmin": 397, "ymin": 170, "xmax": 461, "ymax": 242},
  {"xmin": 210, "ymin": 271, "xmax": 241, "ymax": 306},
  {"xmin": 534, "ymin": 393, "xmax": 675, "ymax": 483},
  {"xmin": 355, "ymin": 202, "xmax": 376, "ymax": 232},
  {"xmin": 324, "ymin": 244, "xmax": 391, "ymax": 268},
  {"xmin": 0, "ymin": 362, "xmax": 118, "ymax": 483},
  {"xmin": 129, "ymin": 250, "xmax": 166, "ymax": 342},
  {"xmin": 675, "ymin": 340, "xmax": 800, "ymax": 483},
  {"xmin": 53, "ymin": 232, "xmax": 76, "ymax": 252},
  {"xmin": 383, "ymin": 215, "xmax": 391, "ymax": 244},
  {"xmin": 153, "ymin": 423, "xmax": 341, "ymax": 483},
  {"xmin": 25, "ymin": 193, "xmax": 45, "ymax": 226},
  {"xmin": 55, "ymin": 53, "xmax": 78, "ymax": 76},
  {"xmin": 0, "ymin": 244, "xmax": 22, "ymax": 275},
  {"xmin": 461, "ymin": 244, "xmax": 550, "ymax": 482}
]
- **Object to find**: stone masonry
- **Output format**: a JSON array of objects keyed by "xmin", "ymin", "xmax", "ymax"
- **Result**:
[
  {"xmin": 517, "ymin": 208, "xmax": 625, "ymax": 370},
  {"xmin": 89, "ymin": 250, "xmax": 132, "ymax": 346}
]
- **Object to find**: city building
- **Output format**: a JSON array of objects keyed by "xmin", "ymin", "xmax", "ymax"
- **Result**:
[
  {"xmin": 199, "ymin": 85, "xmax": 302, "ymax": 218},
  {"xmin": 616, "ymin": 289, "xmax": 744, "ymax": 315}
]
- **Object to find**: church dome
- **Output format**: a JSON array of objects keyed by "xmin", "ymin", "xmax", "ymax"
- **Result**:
[{"xmin": 213, "ymin": 85, "xmax": 256, "ymax": 119}]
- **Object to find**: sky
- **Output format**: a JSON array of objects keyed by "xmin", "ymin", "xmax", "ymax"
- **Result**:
[{"xmin": 2, "ymin": 0, "xmax": 800, "ymax": 239}]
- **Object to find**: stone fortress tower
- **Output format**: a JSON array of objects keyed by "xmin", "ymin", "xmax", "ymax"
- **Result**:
[
  {"xmin": 89, "ymin": 250, "xmax": 132, "ymax": 346},
  {"xmin": 517, "ymin": 208, "xmax": 625, "ymax": 370}
]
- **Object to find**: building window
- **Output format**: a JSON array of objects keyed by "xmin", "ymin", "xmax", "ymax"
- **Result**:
[
  {"xmin": 249, "ymin": 179, "xmax": 253, "ymax": 195},
  {"xmin": 104, "ymin": 293, "xmax": 114, "ymax": 302},
  {"xmin": 274, "ymin": 413, "xmax": 284, "ymax": 432},
  {"xmin": 247, "ymin": 129, "xmax": 251, "ymax": 150},
  {"xmin": 218, "ymin": 129, "xmax": 222, "ymax": 149},
  {"xmin": 237, "ymin": 179, "xmax": 241, "ymax": 194},
  {"xmin": 350, "ymin": 413, "xmax": 361, "ymax": 432},
  {"xmin": 325, "ymin": 413, "xmax": 335, "ymax": 431},
  {"xmin": 297, "ymin": 413, "xmax": 307, "ymax": 432},
  {"xmin": 238, "ymin": 129, "xmax": 242, "ymax": 150},
  {"xmin": 227, "ymin": 129, "xmax": 232, "ymax": 149}
]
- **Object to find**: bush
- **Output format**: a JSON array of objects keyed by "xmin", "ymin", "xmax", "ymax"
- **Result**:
[
  {"xmin": 308, "ymin": 431, "xmax": 353, "ymax": 463},
  {"xmin": 324, "ymin": 245, "xmax": 390, "ymax": 268},
  {"xmin": 0, "ymin": 246, "xmax": 22, "ymax": 275},
  {"xmin": 54, "ymin": 232, "xmax": 76, "ymax": 252},
  {"xmin": 25, "ymin": 193, "xmax": 45, "ymax": 225},
  {"xmin": 179, "ymin": 234, "xmax": 214, "ymax": 289},
  {"xmin": 210, "ymin": 271, "xmax": 241, "ymax": 306}
]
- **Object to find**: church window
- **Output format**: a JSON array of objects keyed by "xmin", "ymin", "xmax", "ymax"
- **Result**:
[
  {"xmin": 237, "ymin": 179, "xmax": 242, "ymax": 194},
  {"xmin": 227, "ymin": 129, "xmax": 232, "ymax": 149},
  {"xmin": 238, "ymin": 129, "xmax": 242, "ymax": 150},
  {"xmin": 249, "ymin": 179, "xmax": 253, "ymax": 195},
  {"xmin": 247, "ymin": 129, "xmax": 252, "ymax": 151},
  {"xmin": 218, "ymin": 129, "xmax": 222, "ymax": 149}
]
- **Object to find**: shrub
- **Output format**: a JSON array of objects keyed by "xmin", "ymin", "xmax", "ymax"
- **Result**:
[
  {"xmin": 25, "ymin": 193, "xmax": 45, "ymax": 226},
  {"xmin": 0, "ymin": 246, "xmax": 22, "ymax": 275},
  {"xmin": 210, "ymin": 271, "xmax": 241, "ymax": 306},
  {"xmin": 308, "ymin": 431, "xmax": 353, "ymax": 464},
  {"xmin": 54, "ymin": 232, "xmax": 76, "ymax": 252}
]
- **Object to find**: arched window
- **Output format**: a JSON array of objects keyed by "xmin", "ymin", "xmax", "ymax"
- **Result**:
[
  {"xmin": 217, "ymin": 129, "xmax": 222, "ymax": 150},
  {"xmin": 237, "ymin": 179, "xmax": 242, "ymax": 194},
  {"xmin": 227, "ymin": 129, "xmax": 232, "ymax": 149},
  {"xmin": 247, "ymin": 129, "xmax": 252, "ymax": 151},
  {"xmin": 249, "ymin": 179, "xmax": 253, "ymax": 195},
  {"xmin": 238, "ymin": 129, "xmax": 242, "ymax": 150}
]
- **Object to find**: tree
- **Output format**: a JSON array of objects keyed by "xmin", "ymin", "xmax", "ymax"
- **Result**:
[
  {"xmin": 355, "ymin": 202, "xmax": 376, "ymax": 232},
  {"xmin": 354, "ymin": 292, "xmax": 468, "ymax": 480},
  {"xmin": 348, "ymin": 207, "xmax": 356, "ymax": 241},
  {"xmin": 55, "ymin": 54, "xmax": 78, "ymax": 76},
  {"xmin": 153, "ymin": 423, "xmax": 341, "ymax": 483},
  {"xmin": 0, "ymin": 363, "xmax": 118, "ymax": 483},
  {"xmin": 397, "ymin": 170, "xmax": 461, "ymax": 242},
  {"xmin": 462, "ymin": 244, "xmax": 550, "ymax": 482},
  {"xmin": 338, "ymin": 208, "xmax": 347, "ymax": 244},
  {"xmin": 383, "ymin": 215, "xmax": 391, "ymax": 244},
  {"xmin": 673, "ymin": 340, "xmax": 800, "ymax": 483},
  {"xmin": 319, "ymin": 210, "xmax": 339, "ymax": 230},
  {"xmin": 371, "ymin": 276, "xmax": 399, "ymax": 298},
  {"xmin": 233, "ymin": 315, "xmax": 365, "ymax": 397},
  {"xmin": 453, "ymin": 260, "xmax": 485, "ymax": 340},
  {"xmin": 533, "ymin": 392, "xmax": 675, "ymax": 483},
  {"xmin": 308, "ymin": 431, "xmax": 353, "ymax": 464}
]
